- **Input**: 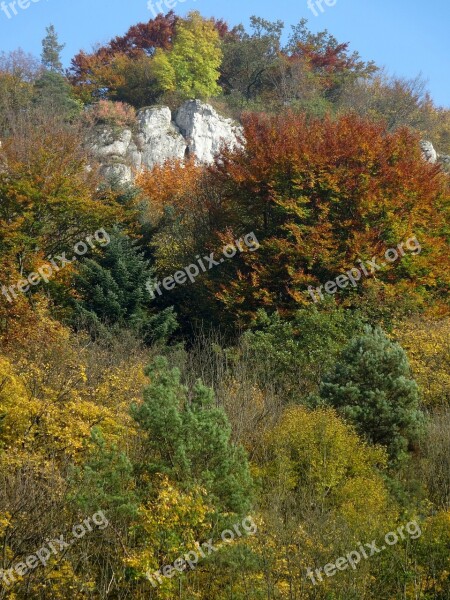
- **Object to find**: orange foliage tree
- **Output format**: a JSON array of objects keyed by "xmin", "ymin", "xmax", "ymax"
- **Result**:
[{"xmin": 208, "ymin": 112, "xmax": 449, "ymax": 323}]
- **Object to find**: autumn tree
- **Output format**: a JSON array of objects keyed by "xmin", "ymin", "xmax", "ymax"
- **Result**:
[
  {"xmin": 206, "ymin": 111, "xmax": 449, "ymax": 324},
  {"xmin": 68, "ymin": 12, "xmax": 177, "ymax": 104},
  {"xmin": 219, "ymin": 17, "xmax": 376, "ymax": 112},
  {"xmin": 0, "ymin": 112, "xmax": 121, "ymax": 282},
  {"xmin": 153, "ymin": 11, "xmax": 223, "ymax": 100},
  {"xmin": 136, "ymin": 159, "xmax": 232, "ymax": 334},
  {"xmin": 393, "ymin": 317, "xmax": 450, "ymax": 408},
  {"xmin": 256, "ymin": 405, "xmax": 395, "ymax": 598},
  {"xmin": 0, "ymin": 49, "xmax": 41, "ymax": 135},
  {"xmin": 420, "ymin": 410, "xmax": 450, "ymax": 509},
  {"xmin": 136, "ymin": 158, "xmax": 211, "ymax": 268},
  {"xmin": 338, "ymin": 72, "xmax": 434, "ymax": 132},
  {"xmin": 286, "ymin": 18, "xmax": 377, "ymax": 102}
]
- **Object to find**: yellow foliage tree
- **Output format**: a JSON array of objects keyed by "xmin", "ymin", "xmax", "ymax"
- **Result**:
[
  {"xmin": 255, "ymin": 406, "xmax": 396, "ymax": 598},
  {"xmin": 153, "ymin": 12, "xmax": 222, "ymax": 100},
  {"xmin": 126, "ymin": 476, "xmax": 214, "ymax": 599},
  {"xmin": 393, "ymin": 317, "xmax": 450, "ymax": 407}
]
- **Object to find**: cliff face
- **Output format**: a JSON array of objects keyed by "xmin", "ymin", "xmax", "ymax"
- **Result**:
[{"xmin": 90, "ymin": 100, "xmax": 243, "ymax": 183}]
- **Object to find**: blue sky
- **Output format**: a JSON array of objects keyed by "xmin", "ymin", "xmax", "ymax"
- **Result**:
[{"xmin": 0, "ymin": 0, "xmax": 448, "ymax": 107}]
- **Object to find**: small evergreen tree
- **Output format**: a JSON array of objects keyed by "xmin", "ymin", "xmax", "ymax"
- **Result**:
[
  {"xmin": 69, "ymin": 428, "xmax": 138, "ymax": 519},
  {"xmin": 41, "ymin": 24, "xmax": 64, "ymax": 72},
  {"xmin": 131, "ymin": 356, "xmax": 253, "ymax": 521},
  {"xmin": 33, "ymin": 71, "xmax": 82, "ymax": 118},
  {"xmin": 73, "ymin": 230, "xmax": 177, "ymax": 344},
  {"xmin": 318, "ymin": 326, "xmax": 425, "ymax": 462},
  {"xmin": 240, "ymin": 306, "xmax": 365, "ymax": 401},
  {"xmin": 37, "ymin": 25, "xmax": 81, "ymax": 118}
]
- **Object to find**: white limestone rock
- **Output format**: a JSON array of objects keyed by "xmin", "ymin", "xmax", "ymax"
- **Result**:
[
  {"xmin": 91, "ymin": 128, "xmax": 133, "ymax": 159},
  {"xmin": 136, "ymin": 106, "xmax": 187, "ymax": 170},
  {"xmin": 421, "ymin": 140, "xmax": 438, "ymax": 164},
  {"xmin": 175, "ymin": 100, "xmax": 243, "ymax": 163},
  {"xmin": 89, "ymin": 101, "xmax": 242, "ymax": 183},
  {"xmin": 100, "ymin": 163, "xmax": 133, "ymax": 184}
]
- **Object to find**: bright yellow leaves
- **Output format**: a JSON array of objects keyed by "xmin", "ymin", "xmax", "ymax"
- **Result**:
[
  {"xmin": 127, "ymin": 476, "xmax": 213, "ymax": 598},
  {"xmin": 394, "ymin": 317, "xmax": 450, "ymax": 407},
  {"xmin": 152, "ymin": 12, "xmax": 223, "ymax": 100},
  {"xmin": 0, "ymin": 355, "xmax": 36, "ymax": 454},
  {"xmin": 0, "ymin": 321, "xmax": 145, "ymax": 465},
  {"xmin": 253, "ymin": 406, "xmax": 397, "ymax": 598},
  {"xmin": 266, "ymin": 406, "xmax": 388, "ymax": 504}
]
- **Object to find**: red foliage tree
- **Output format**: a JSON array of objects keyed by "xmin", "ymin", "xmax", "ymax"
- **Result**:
[{"xmin": 68, "ymin": 12, "xmax": 178, "ymax": 101}]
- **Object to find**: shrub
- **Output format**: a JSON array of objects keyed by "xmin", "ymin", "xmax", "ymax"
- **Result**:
[{"xmin": 83, "ymin": 99, "xmax": 136, "ymax": 128}]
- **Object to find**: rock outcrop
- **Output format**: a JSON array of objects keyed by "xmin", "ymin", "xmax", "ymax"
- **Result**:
[
  {"xmin": 421, "ymin": 140, "xmax": 438, "ymax": 164},
  {"xmin": 90, "ymin": 100, "xmax": 242, "ymax": 183},
  {"xmin": 174, "ymin": 100, "xmax": 242, "ymax": 164},
  {"xmin": 421, "ymin": 139, "xmax": 450, "ymax": 169}
]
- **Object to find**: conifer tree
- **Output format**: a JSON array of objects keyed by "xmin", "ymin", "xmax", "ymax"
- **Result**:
[
  {"xmin": 69, "ymin": 428, "xmax": 138, "ymax": 519},
  {"xmin": 131, "ymin": 356, "xmax": 253, "ymax": 520},
  {"xmin": 41, "ymin": 24, "xmax": 64, "ymax": 73},
  {"xmin": 73, "ymin": 230, "xmax": 177, "ymax": 344},
  {"xmin": 33, "ymin": 70, "xmax": 81, "ymax": 118},
  {"xmin": 37, "ymin": 25, "xmax": 81, "ymax": 118},
  {"xmin": 318, "ymin": 326, "xmax": 425, "ymax": 462}
]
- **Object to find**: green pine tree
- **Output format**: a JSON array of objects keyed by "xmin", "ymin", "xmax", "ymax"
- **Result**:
[
  {"xmin": 131, "ymin": 356, "xmax": 253, "ymax": 521},
  {"xmin": 318, "ymin": 326, "xmax": 425, "ymax": 462},
  {"xmin": 41, "ymin": 24, "xmax": 64, "ymax": 72},
  {"xmin": 69, "ymin": 427, "xmax": 138, "ymax": 519},
  {"xmin": 73, "ymin": 230, "xmax": 178, "ymax": 344},
  {"xmin": 240, "ymin": 306, "xmax": 365, "ymax": 401},
  {"xmin": 33, "ymin": 71, "xmax": 82, "ymax": 119}
]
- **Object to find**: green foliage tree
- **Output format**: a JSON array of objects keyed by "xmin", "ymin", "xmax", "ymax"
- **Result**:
[
  {"xmin": 73, "ymin": 230, "xmax": 178, "ymax": 344},
  {"xmin": 318, "ymin": 326, "xmax": 425, "ymax": 462},
  {"xmin": 131, "ymin": 356, "xmax": 253, "ymax": 521},
  {"xmin": 239, "ymin": 306, "xmax": 365, "ymax": 401},
  {"xmin": 33, "ymin": 71, "xmax": 82, "ymax": 119},
  {"xmin": 41, "ymin": 24, "xmax": 65, "ymax": 73},
  {"xmin": 153, "ymin": 11, "xmax": 222, "ymax": 99},
  {"xmin": 70, "ymin": 427, "xmax": 138, "ymax": 519},
  {"xmin": 220, "ymin": 16, "xmax": 283, "ymax": 103}
]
